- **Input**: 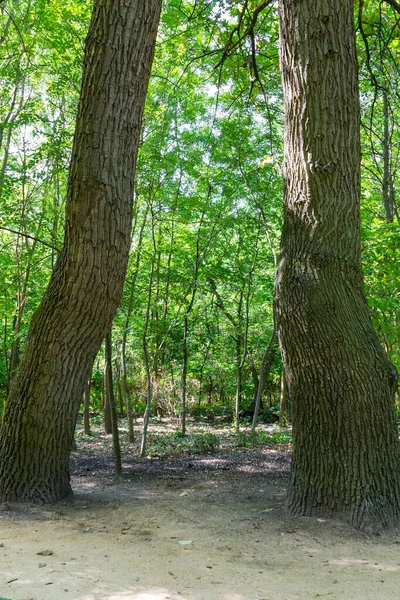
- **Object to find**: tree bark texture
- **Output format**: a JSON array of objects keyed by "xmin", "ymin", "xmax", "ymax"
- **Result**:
[
  {"xmin": 275, "ymin": 0, "xmax": 400, "ymax": 529},
  {"xmin": 0, "ymin": 0, "xmax": 162, "ymax": 503}
]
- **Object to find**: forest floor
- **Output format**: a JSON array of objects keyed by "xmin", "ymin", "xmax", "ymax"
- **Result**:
[{"xmin": 1, "ymin": 418, "xmax": 400, "ymax": 600}]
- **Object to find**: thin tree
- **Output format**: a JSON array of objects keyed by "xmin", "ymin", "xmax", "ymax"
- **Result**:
[
  {"xmin": 181, "ymin": 210, "xmax": 206, "ymax": 436},
  {"xmin": 121, "ymin": 206, "xmax": 149, "ymax": 443},
  {"xmin": 140, "ymin": 205, "xmax": 157, "ymax": 458},
  {"xmin": 0, "ymin": 0, "xmax": 162, "ymax": 503},
  {"xmin": 105, "ymin": 329, "xmax": 122, "ymax": 479},
  {"xmin": 83, "ymin": 374, "xmax": 91, "ymax": 436},
  {"xmin": 251, "ymin": 326, "xmax": 277, "ymax": 432}
]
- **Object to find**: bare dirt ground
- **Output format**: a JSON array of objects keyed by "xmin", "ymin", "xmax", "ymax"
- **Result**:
[{"xmin": 1, "ymin": 421, "xmax": 400, "ymax": 600}]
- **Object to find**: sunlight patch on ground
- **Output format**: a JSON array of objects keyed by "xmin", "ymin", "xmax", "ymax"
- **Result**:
[
  {"xmin": 80, "ymin": 590, "xmax": 254, "ymax": 600},
  {"xmin": 330, "ymin": 557, "xmax": 400, "ymax": 572},
  {"xmin": 81, "ymin": 589, "xmax": 185, "ymax": 600},
  {"xmin": 73, "ymin": 480, "xmax": 99, "ymax": 489}
]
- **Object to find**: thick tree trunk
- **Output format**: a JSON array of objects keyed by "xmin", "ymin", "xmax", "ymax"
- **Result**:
[
  {"xmin": 275, "ymin": 0, "xmax": 400, "ymax": 529},
  {"xmin": 0, "ymin": 0, "xmax": 162, "ymax": 503}
]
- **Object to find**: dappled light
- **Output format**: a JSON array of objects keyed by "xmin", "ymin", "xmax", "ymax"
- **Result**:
[
  {"xmin": 80, "ymin": 590, "xmax": 254, "ymax": 600},
  {"xmin": 330, "ymin": 558, "xmax": 400, "ymax": 572}
]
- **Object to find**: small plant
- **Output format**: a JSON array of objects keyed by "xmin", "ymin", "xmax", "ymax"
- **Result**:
[
  {"xmin": 259, "ymin": 405, "xmax": 280, "ymax": 423},
  {"xmin": 268, "ymin": 430, "xmax": 292, "ymax": 444},
  {"xmin": 235, "ymin": 428, "xmax": 292, "ymax": 448},
  {"xmin": 235, "ymin": 430, "xmax": 269, "ymax": 448},
  {"xmin": 192, "ymin": 432, "xmax": 219, "ymax": 453},
  {"xmin": 90, "ymin": 414, "xmax": 104, "ymax": 425},
  {"xmin": 191, "ymin": 402, "xmax": 233, "ymax": 420},
  {"xmin": 146, "ymin": 432, "xmax": 220, "ymax": 458}
]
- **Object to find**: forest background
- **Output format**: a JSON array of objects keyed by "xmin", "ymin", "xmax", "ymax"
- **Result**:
[{"xmin": 0, "ymin": 0, "xmax": 399, "ymax": 431}]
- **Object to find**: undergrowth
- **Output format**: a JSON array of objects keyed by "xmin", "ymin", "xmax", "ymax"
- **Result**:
[
  {"xmin": 146, "ymin": 431, "xmax": 220, "ymax": 458},
  {"xmin": 234, "ymin": 429, "xmax": 292, "ymax": 449}
]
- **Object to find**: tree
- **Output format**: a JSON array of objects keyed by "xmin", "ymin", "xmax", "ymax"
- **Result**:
[
  {"xmin": 0, "ymin": 0, "xmax": 162, "ymax": 503},
  {"xmin": 105, "ymin": 329, "xmax": 122, "ymax": 479},
  {"xmin": 358, "ymin": 0, "xmax": 400, "ymax": 224},
  {"xmin": 275, "ymin": 0, "xmax": 400, "ymax": 529}
]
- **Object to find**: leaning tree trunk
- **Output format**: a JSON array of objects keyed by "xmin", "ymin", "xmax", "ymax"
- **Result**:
[
  {"xmin": 275, "ymin": 0, "xmax": 400, "ymax": 530},
  {"xmin": 0, "ymin": 0, "xmax": 162, "ymax": 503}
]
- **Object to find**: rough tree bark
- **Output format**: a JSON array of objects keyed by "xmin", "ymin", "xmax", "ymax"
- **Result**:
[
  {"xmin": 0, "ymin": 0, "xmax": 162, "ymax": 503},
  {"xmin": 275, "ymin": 0, "xmax": 400, "ymax": 530}
]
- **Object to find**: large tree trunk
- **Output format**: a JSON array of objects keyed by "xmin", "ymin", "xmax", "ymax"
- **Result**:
[
  {"xmin": 0, "ymin": 0, "xmax": 162, "ymax": 503},
  {"xmin": 275, "ymin": 0, "xmax": 400, "ymax": 530}
]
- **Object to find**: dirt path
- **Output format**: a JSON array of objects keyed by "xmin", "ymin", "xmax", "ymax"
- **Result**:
[{"xmin": 1, "ymin": 448, "xmax": 400, "ymax": 600}]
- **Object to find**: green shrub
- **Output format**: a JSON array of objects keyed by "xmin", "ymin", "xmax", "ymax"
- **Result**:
[
  {"xmin": 268, "ymin": 430, "xmax": 292, "ymax": 444},
  {"xmin": 259, "ymin": 405, "xmax": 280, "ymax": 423},
  {"xmin": 235, "ymin": 430, "xmax": 269, "ymax": 448},
  {"xmin": 147, "ymin": 431, "xmax": 220, "ymax": 458},
  {"xmin": 192, "ymin": 432, "xmax": 219, "ymax": 453},
  {"xmin": 234, "ymin": 428, "xmax": 292, "ymax": 448},
  {"xmin": 191, "ymin": 402, "xmax": 233, "ymax": 420}
]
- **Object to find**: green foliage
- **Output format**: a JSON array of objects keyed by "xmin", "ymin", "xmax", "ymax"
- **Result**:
[
  {"xmin": 259, "ymin": 404, "xmax": 281, "ymax": 424},
  {"xmin": 89, "ymin": 370, "xmax": 104, "ymax": 412},
  {"xmin": 147, "ymin": 431, "xmax": 220, "ymax": 458},
  {"xmin": 0, "ymin": 0, "xmax": 398, "ymax": 425},
  {"xmin": 235, "ymin": 428, "xmax": 292, "ymax": 448},
  {"xmin": 191, "ymin": 402, "xmax": 234, "ymax": 420}
]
